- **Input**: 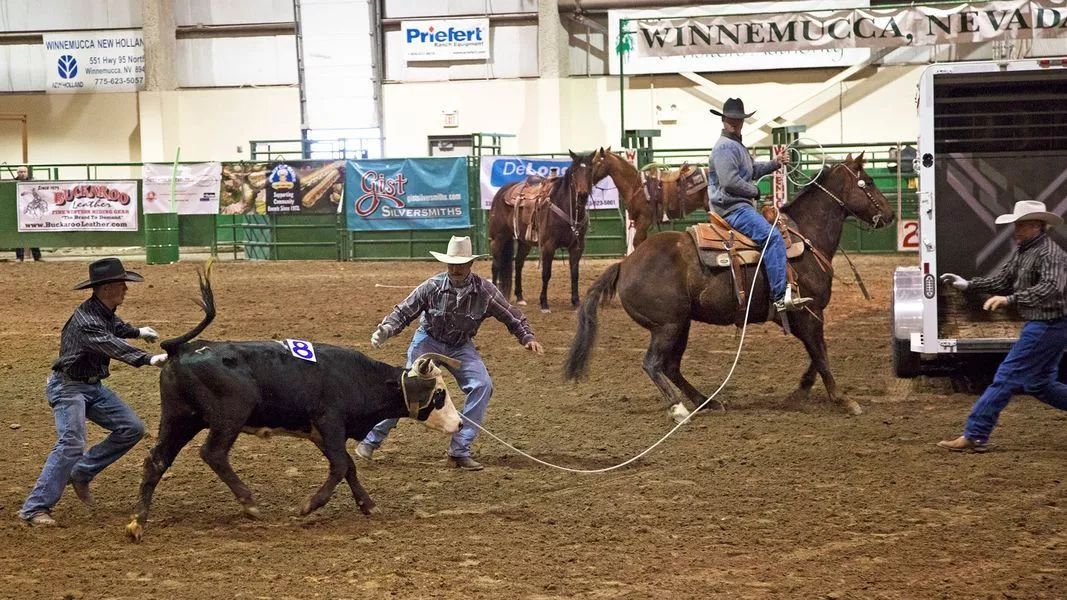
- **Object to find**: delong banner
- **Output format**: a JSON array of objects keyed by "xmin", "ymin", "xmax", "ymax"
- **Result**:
[
  {"xmin": 16, "ymin": 181, "xmax": 139, "ymax": 232},
  {"xmin": 219, "ymin": 160, "xmax": 344, "ymax": 215},
  {"xmin": 479, "ymin": 156, "xmax": 619, "ymax": 211},
  {"xmin": 345, "ymin": 157, "xmax": 470, "ymax": 231},
  {"xmin": 142, "ymin": 163, "xmax": 222, "ymax": 215},
  {"xmin": 43, "ymin": 29, "xmax": 145, "ymax": 93}
]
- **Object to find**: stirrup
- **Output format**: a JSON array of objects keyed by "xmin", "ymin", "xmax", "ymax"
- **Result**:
[{"xmin": 775, "ymin": 288, "xmax": 813, "ymax": 313}]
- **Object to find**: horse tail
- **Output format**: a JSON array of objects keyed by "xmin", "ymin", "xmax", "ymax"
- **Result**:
[
  {"xmin": 160, "ymin": 259, "xmax": 216, "ymax": 355},
  {"xmin": 564, "ymin": 262, "xmax": 621, "ymax": 381},
  {"xmin": 497, "ymin": 237, "xmax": 516, "ymax": 301}
]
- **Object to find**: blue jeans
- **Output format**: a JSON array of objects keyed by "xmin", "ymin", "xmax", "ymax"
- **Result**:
[
  {"xmin": 362, "ymin": 328, "xmax": 493, "ymax": 458},
  {"xmin": 964, "ymin": 318, "xmax": 1067, "ymax": 443},
  {"xmin": 20, "ymin": 373, "xmax": 145, "ymax": 519},
  {"xmin": 724, "ymin": 205, "xmax": 787, "ymax": 301}
]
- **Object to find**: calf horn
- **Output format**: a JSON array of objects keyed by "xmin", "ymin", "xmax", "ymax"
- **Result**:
[{"xmin": 409, "ymin": 353, "xmax": 461, "ymax": 379}]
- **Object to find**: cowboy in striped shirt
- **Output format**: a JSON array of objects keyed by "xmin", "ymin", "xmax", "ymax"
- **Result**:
[
  {"xmin": 19, "ymin": 258, "xmax": 168, "ymax": 526},
  {"xmin": 938, "ymin": 201, "xmax": 1067, "ymax": 452},
  {"xmin": 357, "ymin": 236, "xmax": 544, "ymax": 471}
]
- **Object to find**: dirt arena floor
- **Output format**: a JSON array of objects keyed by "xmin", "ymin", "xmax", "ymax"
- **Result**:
[{"xmin": 0, "ymin": 253, "xmax": 1064, "ymax": 599}]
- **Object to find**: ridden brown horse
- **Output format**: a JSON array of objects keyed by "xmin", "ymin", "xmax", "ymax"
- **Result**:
[
  {"xmin": 565, "ymin": 154, "xmax": 895, "ymax": 420},
  {"xmin": 489, "ymin": 151, "xmax": 594, "ymax": 312},
  {"xmin": 592, "ymin": 147, "xmax": 709, "ymax": 248}
]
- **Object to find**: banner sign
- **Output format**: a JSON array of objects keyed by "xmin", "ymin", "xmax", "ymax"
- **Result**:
[
  {"xmin": 345, "ymin": 157, "xmax": 470, "ymax": 231},
  {"xmin": 479, "ymin": 156, "xmax": 619, "ymax": 211},
  {"xmin": 610, "ymin": 1, "xmax": 871, "ymax": 74},
  {"xmin": 142, "ymin": 163, "xmax": 222, "ymax": 215},
  {"xmin": 219, "ymin": 161, "xmax": 344, "ymax": 215},
  {"xmin": 17, "ymin": 181, "xmax": 139, "ymax": 232},
  {"xmin": 615, "ymin": 1, "xmax": 1067, "ymax": 73},
  {"xmin": 43, "ymin": 29, "xmax": 144, "ymax": 93},
  {"xmin": 402, "ymin": 18, "xmax": 490, "ymax": 61}
]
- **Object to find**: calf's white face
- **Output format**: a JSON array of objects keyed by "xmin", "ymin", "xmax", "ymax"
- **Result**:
[
  {"xmin": 407, "ymin": 354, "xmax": 463, "ymax": 435},
  {"xmin": 420, "ymin": 378, "xmax": 462, "ymax": 434}
]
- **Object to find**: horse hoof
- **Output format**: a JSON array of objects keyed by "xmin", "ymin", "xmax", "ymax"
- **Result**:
[
  {"xmin": 845, "ymin": 401, "xmax": 863, "ymax": 416},
  {"xmin": 125, "ymin": 519, "xmax": 143, "ymax": 543},
  {"xmin": 243, "ymin": 505, "xmax": 263, "ymax": 520},
  {"xmin": 517, "ymin": 300, "xmax": 527, "ymax": 306},
  {"xmin": 359, "ymin": 500, "xmax": 379, "ymax": 516},
  {"xmin": 541, "ymin": 308, "xmax": 551, "ymax": 314},
  {"xmin": 669, "ymin": 403, "xmax": 691, "ymax": 424}
]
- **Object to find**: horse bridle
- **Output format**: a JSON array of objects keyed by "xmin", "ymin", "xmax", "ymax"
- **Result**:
[
  {"xmin": 810, "ymin": 163, "xmax": 888, "ymax": 229},
  {"xmin": 548, "ymin": 161, "xmax": 590, "ymax": 239}
]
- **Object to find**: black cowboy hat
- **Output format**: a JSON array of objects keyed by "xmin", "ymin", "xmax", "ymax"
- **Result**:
[
  {"xmin": 709, "ymin": 98, "xmax": 755, "ymax": 120},
  {"xmin": 73, "ymin": 257, "xmax": 145, "ymax": 290}
]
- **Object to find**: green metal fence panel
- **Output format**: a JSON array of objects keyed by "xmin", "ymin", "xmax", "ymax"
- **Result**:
[
  {"xmin": 243, "ymin": 214, "xmax": 338, "ymax": 261},
  {"xmin": 348, "ymin": 229, "xmax": 472, "ymax": 260}
]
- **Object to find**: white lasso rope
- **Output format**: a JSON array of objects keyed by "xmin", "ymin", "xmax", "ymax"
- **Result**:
[
  {"xmin": 784, "ymin": 137, "xmax": 828, "ymax": 188},
  {"xmin": 461, "ymin": 210, "xmax": 780, "ymax": 474}
]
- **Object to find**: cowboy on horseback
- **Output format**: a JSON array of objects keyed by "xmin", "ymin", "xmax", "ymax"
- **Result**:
[{"xmin": 708, "ymin": 98, "xmax": 812, "ymax": 313}]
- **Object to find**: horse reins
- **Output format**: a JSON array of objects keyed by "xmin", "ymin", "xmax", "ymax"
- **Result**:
[{"xmin": 810, "ymin": 163, "xmax": 888, "ymax": 230}]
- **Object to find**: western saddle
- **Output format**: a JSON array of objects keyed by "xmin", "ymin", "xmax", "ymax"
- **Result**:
[
  {"xmin": 686, "ymin": 207, "xmax": 830, "ymax": 307},
  {"xmin": 503, "ymin": 175, "xmax": 556, "ymax": 242},
  {"xmin": 643, "ymin": 163, "xmax": 709, "ymax": 220}
]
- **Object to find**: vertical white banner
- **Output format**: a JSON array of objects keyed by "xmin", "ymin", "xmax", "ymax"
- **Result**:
[
  {"xmin": 143, "ymin": 163, "xmax": 223, "ymax": 215},
  {"xmin": 42, "ymin": 30, "xmax": 144, "ymax": 93}
]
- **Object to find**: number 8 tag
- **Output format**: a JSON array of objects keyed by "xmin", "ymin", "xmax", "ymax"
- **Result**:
[{"xmin": 285, "ymin": 339, "xmax": 317, "ymax": 363}]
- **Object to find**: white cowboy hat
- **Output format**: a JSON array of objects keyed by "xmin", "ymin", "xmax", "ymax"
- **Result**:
[
  {"xmin": 429, "ymin": 236, "xmax": 486, "ymax": 264},
  {"xmin": 994, "ymin": 200, "xmax": 1063, "ymax": 226}
]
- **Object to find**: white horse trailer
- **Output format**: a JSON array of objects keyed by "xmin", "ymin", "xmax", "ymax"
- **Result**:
[{"xmin": 892, "ymin": 58, "xmax": 1067, "ymax": 377}]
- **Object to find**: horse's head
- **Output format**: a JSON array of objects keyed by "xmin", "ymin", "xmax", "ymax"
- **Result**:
[
  {"xmin": 829, "ymin": 152, "xmax": 895, "ymax": 229},
  {"xmin": 567, "ymin": 150, "xmax": 595, "ymax": 201},
  {"xmin": 590, "ymin": 146, "xmax": 611, "ymax": 182}
]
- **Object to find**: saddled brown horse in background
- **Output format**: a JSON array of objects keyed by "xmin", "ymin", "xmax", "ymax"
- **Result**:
[
  {"xmin": 565, "ymin": 154, "xmax": 895, "ymax": 420},
  {"xmin": 489, "ymin": 151, "xmax": 594, "ymax": 312},
  {"xmin": 591, "ymin": 147, "xmax": 709, "ymax": 248}
]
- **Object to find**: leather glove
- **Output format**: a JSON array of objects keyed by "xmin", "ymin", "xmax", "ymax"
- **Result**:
[
  {"xmin": 939, "ymin": 273, "xmax": 969, "ymax": 291},
  {"xmin": 149, "ymin": 354, "xmax": 168, "ymax": 367},
  {"xmin": 139, "ymin": 327, "xmax": 159, "ymax": 342},
  {"xmin": 371, "ymin": 326, "xmax": 388, "ymax": 349}
]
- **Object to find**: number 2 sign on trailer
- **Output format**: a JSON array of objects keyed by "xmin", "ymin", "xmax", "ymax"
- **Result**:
[{"xmin": 898, "ymin": 219, "xmax": 920, "ymax": 252}]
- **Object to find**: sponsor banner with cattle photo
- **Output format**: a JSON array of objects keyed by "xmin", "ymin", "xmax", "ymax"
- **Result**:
[
  {"xmin": 16, "ymin": 181, "xmax": 139, "ymax": 232},
  {"xmin": 142, "ymin": 162, "xmax": 222, "ymax": 215},
  {"xmin": 219, "ymin": 160, "xmax": 344, "ymax": 215},
  {"xmin": 345, "ymin": 157, "xmax": 470, "ymax": 231},
  {"xmin": 478, "ymin": 156, "xmax": 619, "ymax": 211}
]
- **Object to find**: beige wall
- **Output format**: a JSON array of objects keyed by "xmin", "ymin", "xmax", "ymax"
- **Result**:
[
  {"xmin": 0, "ymin": 93, "xmax": 141, "ymax": 165},
  {"xmin": 382, "ymin": 65, "xmax": 924, "ymax": 157},
  {"xmin": 0, "ymin": 87, "xmax": 301, "ymax": 168}
]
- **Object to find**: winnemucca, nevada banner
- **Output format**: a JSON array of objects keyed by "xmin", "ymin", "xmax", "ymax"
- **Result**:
[{"xmin": 618, "ymin": 1, "xmax": 1067, "ymax": 60}]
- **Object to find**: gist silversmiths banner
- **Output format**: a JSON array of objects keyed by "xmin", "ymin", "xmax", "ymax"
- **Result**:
[{"xmin": 17, "ymin": 181, "xmax": 139, "ymax": 232}]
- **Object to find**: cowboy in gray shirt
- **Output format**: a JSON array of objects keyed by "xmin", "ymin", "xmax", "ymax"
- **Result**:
[
  {"xmin": 707, "ymin": 97, "xmax": 810, "ymax": 312},
  {"xmin": 357, "ymin": 236, "xmax": 544, "ymax": 471}
]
